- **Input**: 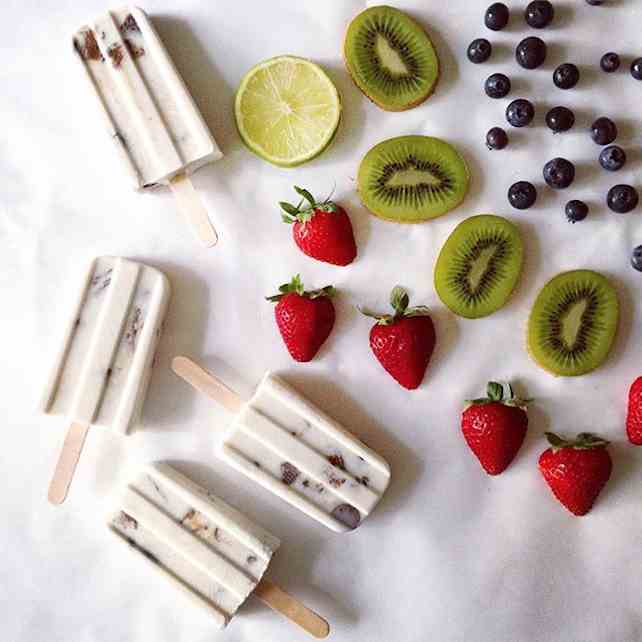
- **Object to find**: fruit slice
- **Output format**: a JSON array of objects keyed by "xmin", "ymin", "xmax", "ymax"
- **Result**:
[
  {"xmin": 234, "ymin": 56, "xmax": 341, "ymax": 167},
  {"xmin": 344, "ymin": 6, "xmax": 440, "ymax": 111},
  {"xmin": 528, "ymin": 270, "xmax": 619, "ymax": 376},
  {"xmin": 434, "ymin": 215, "xmax": 523, "ymax": 318},
  {"xmin": 358, "ymin": 136, "xmax": 469, "ymax": 222}
]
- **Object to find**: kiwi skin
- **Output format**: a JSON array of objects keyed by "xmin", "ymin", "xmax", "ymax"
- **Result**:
[
  {"xmin": 343, "ymin": 6, "xmax": 440, "ymax": 112},
  {"xmin": 434, "ymin": 214, "xmax": 524, "ymax": 319},
  {"xmin": 527, "ymin": 270, "xmax": 619, "ymax": 377},
  {"xmin": 358, "ymin": 135, "xmax": 470, "ymax": 223}
]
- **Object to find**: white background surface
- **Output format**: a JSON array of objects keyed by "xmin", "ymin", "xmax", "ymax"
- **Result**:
[{"xmin": 3, "ymin": 0, "xmax": 642, "ymax": 640}]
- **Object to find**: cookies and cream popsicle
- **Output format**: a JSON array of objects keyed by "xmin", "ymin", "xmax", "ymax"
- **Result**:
[
  {"xmin": 73, "ymin": 7, "xmax": 222, "ymax": 246},
  {"xmin": 42, "ymin": 256, "xmax": 170, "ymax": 504},
  {"xmin": 110, "ymin": 463, "xmax": 329, "ymax": 637},
  {"xmin": 172, "ymin": 357, "xmax": 391, "ymax": 533}
]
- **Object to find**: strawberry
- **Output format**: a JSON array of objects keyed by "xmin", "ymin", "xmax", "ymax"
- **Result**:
[
  {"xmin": 280, "ymin": 186, "xmax": 357, "ymax": 266},
  {"xmin": 362, "ymin": 286, "xmax": 436, "ymax": 390},
  {"xmin": 626, "ymin": 377, "xmax": 642, "ymax": 445},
  {"xmin": 461, "ymin": 382, "xmax": 529, "ymax": 475},
  {"xmin": 538, "ymin": 432, "xmax": 612, "ymax": 516},
  {"xmin": 267, "ymin": 275, "xmax": 336, "ymax": 362}
]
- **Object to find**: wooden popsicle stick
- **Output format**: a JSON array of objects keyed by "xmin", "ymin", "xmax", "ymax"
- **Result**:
[
  {"xmin": 48, "ymin": 421, "xmax": 90, "ymax": 505},
  {"xmin": 254, "ymin": 578, "xmax": 330, "ymax": 639},
  {"xmin": 169, "ymin": 173, "xmax": 218, "ymax": 248},
  {"xmin": 171, "ymin": 356, "xmax": 243, "ymax": 413}
]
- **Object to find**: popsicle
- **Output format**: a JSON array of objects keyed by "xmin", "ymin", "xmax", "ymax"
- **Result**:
[
  {"xmin": 172, "ymin": 357, "xmax": 391, "ymax": 533},
  {"xmin": 73, "ymin": 7, "xmax": 222, "ymax": 246},
  {"xmin": 42, "ymin": 256, "xmax": 170, "ymax": 504},
  {"xmin": 110, "ymin": 462, "xmax": 329, "ymax": 637}
]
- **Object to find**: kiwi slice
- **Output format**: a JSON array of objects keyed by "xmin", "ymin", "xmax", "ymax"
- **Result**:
[
  {"xmin": 344, "ymin": 5, "xmax": 440, "ymax": 111},
  {"xmin": 434, "ymin": 215, "xmax": 523, "ymax": 318},
  {"xmin": 358, "ymin": 136, "xmax": 469, "ymax": 222},
  {"xmin": 528, "ymin": 270, "xmax": 619, "ymax": 377}
]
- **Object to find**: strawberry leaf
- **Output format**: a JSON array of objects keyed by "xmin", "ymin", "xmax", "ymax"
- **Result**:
[
  {"xmin": 390, "ymin": 286, "xmax": 409, "ymax": 316},
  {"xmin": 545, "ymin": 431, "xmax": 610, "ymax": 453},
  {"xmin": 294, "ymin": 185, "xmax": 316, "ymax": 208},
  {"xmin": 487, "ymin": 381, "xmax": 504, "ymax": 402},
  {"xmin": 267, "ymin": 275, "xmax": 334, "ymax": 303},
  {"xmin": 279, "ymin": 201, "xmax": 300, "ymax": 216}
]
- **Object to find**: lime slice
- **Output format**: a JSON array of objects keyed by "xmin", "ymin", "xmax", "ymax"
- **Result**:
[{"xmin": 235, "ymin": 56, "xmax": 341, "ymax": 167}]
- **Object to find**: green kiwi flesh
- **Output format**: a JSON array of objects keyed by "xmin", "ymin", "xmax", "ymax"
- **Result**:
[
  {"xmin": 434, "ymin": 215, "xmax": 523, "ymax": 318},
  {"xmin": 358, "ymin": 136, "xmax": 469, "ymax": 222},
  {"xmin": 344, "ymin": 5, "xmax": 440, "ymax": 111},
  {"xmin": 528, "ymin": 270, "xmax": 619, "ymax": 377}
]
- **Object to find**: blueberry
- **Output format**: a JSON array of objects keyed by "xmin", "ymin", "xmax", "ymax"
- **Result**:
[
  {"xmin": 553, "ymin": 63, "xmax": 580, "ymax": 89},
  {"xmin": 508, "ymin": 181, "xmax": 537, "ymax": 209},
  {"xmin": 591, "ymin": 117, "xmax": 617, "ymax": 145},
  {"xmin": 468, "ymin": 38, "xmax": 493, "ymax": 63},
  {"xmin": 631, "ymin": 245, "xmax": 642, "ymax": 272},
  {"xmin": 485, "ymin": 3, "xmax": 509, "ymax": 30},
  {"xmin": 525, "ymin": 1, "xmax": 554, "ymax": 28},
  {"xmin": 516, "ymin": 36, "xmax": 547, "ymax": 69},
  {"xmin": 543, "ymin": 158, "xmax": 575, "ymax": 189},
  {"xmin": 607, "ymin": 185, "xmax": 639, "ymax": 213},
  {"xmin": 485, "ymin": 73, "xmax": 511, "ymax": 98},
  {"xmin": 486, "ymin": 127, "xmax": 509, "ymax": 150},
  {"xmin": 631, "ymin": 58, "xmax": 642, "ymax": 80},
  {"xmin": 586, "ymin": 0, "xmax": 603, "ymax": 4},
  {"xmin": 506, "ymin": 99, "xmax": 535, "ymax": 127},
  {"xmin": 546, "ymin": 106, "xmax": 575, "ymax": 133},
  {"xmin": 600, "ymin": 52, "xmax": 620, "ymax": 73},
  {"xmin": 599, "ymin": 145, "xmax": 627, "ymax": 171},
  {"xmin": 331, "ymin": 504, "xmax": 361, "ymax": 530},
  {"xmin": 565, "ymin": 200, "xmax": 589, "ymax": 223}
]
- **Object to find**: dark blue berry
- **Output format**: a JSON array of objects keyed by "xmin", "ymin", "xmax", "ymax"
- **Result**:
[
  {"xmin": 546, "ymin": 106, "xmax": 575, "ymax": 133},
  {"xmin": 553, "ymin": 63, "xmax": 580, "ymax": 89},
  {"xmin": 631, "ymin": 58, "xmax": 642, "ymax": 80},
  {"xmin": 586, "ymin": 0, "xmax": 603, "ymax": 5},
  {"xmin": 631, "ymin": 246, "xmax": 642, "ymax": 272},
  {"xmin": 485, "ymin": 3, "xmax": 509, "ymax": 30},
  {"xmin": 599, "ymin": 146, "xmax": 626, "ymax": 171},
  {"xmin": 468, "ymin": 39, "xmax": 493, "ymax": 63},
  {"xmin": 600, "ymin": 52, "xmax": 620, "ymax": 73},
  {"xmin": 543, "ymin": 158, "xmax": 575, "ymax": 189},
  {"xmin": 565, "ymin": 200, "xmax": 589, "ymax": 223},
  {"xmin": 486, "ymin": 127, "xmax": 509, "ymax": 150},
  {"xmin": 506, "ymin": 99, "xmax": 535, "ymax": 127},
  {"xmin": 607, "ymin": 185, "xmax": 639, "ymax": 213},
  {"xmin": 508, "ymin": 182, "xmax": 537, "ymax": 209},
  {"xmin": 525, "ymin": 1, "xmax": 554, "ymax": 28},
  {"xmin": 485, "ymin": 73, "xmax": 511, "ymax": 98},
  {"xmin": 516, "ymin": 36, "xmax": 547, "ymax": 69},
  {"xmin": 590, "ymin": 117, "xmax": 617, "ymax": 145}
]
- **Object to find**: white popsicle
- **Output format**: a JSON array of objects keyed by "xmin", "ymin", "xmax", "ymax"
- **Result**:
[
  {"xmin": 43, "ymin": 257, "xmax": 170, "ymax": 503},
  {"xmin": 73, "ymin": 7, "xmax": 222, "ymax": 246},
  {"xmin": 110, "ymin": 463, "xmax": 329, "ymax": 637},
  {"xmin": 172, "ymin": 357, "xmax": 391, "ymax": 533}
]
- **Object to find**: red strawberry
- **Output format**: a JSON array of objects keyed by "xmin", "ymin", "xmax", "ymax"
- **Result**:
[
  {"xmin": 626, "ymin": 377, "xmax": 642, "ymax": 444},
  {"xmin": 461, "ymin": 382, "xmax": 529, "ymax": 475},
  {"xmin": 267, "ymin": 275, "xmax": 336, "ymax": 362},
  {"xmin": 362, "ymin": 287, "xmax": 436, "ymax": 390},
  {"xmin": 280, "ymin": 186, "xmax": 357, "ymax": 266},
  {"xmin": 538, "ymin": 432, "xmax": 612, "ymax": 516}
]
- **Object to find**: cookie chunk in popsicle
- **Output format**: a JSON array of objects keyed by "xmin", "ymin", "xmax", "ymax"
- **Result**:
[
  {"xmin": 110, "ymin": 463, "xmax": 329, "ymax": 637},
  {"xmin": 41, "ymin": 257, "xmax": 170, "ymax": 504},
  {"xmin": 73, "ymin": 7, "xmax": 222, "ymax": 246},
  {"xmin": 172, "ymin": 357, "xmax": 391, "ymax": 533}
]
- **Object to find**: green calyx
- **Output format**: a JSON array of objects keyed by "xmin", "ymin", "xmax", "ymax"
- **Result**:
[
  {"xmin": 545, "ymin": 432, "xmax": 610, "ymax": 453},
  {"xmin": 360, "ymin": 286, "xmax": 430, "ymax": 326},
  {"xmin": 279, "ymin": 185, "xmax": 337, "ymax": 224},
  {"xmin": 266, "ymin": 274, "xmax": 336, "ymax": 303},
  {"xmin": 467, "ymin": 381, "xmax": 531, "ymax": 409}
]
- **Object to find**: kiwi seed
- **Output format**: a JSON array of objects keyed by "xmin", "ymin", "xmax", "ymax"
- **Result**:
[
  {"xmin": 434, "ymin": 215, "xmax": 524, "ymax": 318},
  {"xmin": 344, "ymin": 5, "xmax": 440, "ymax": 111},
  {"xmin": 528, "ymin": 270, "xmax": 619, "ymax": 377},
  {"xmin": 358, "ymin": 135, "xmax": 469, "ymax": 222}
]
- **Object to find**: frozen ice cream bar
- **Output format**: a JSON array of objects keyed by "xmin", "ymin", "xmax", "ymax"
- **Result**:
[
  {"xmin": 73, "ymin": 7, "xmax": 222, "ymax": 246},
  {"xmin": 172, "ymin": 357, "xmax": 391, "ymax": 533},
  {"xmin": 43, "ymin": 257, "xmax": 170, "ymax": 504},
  {"xmin": 110, "ymin": 463, "xmax": 329, "ymax": 637}
]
